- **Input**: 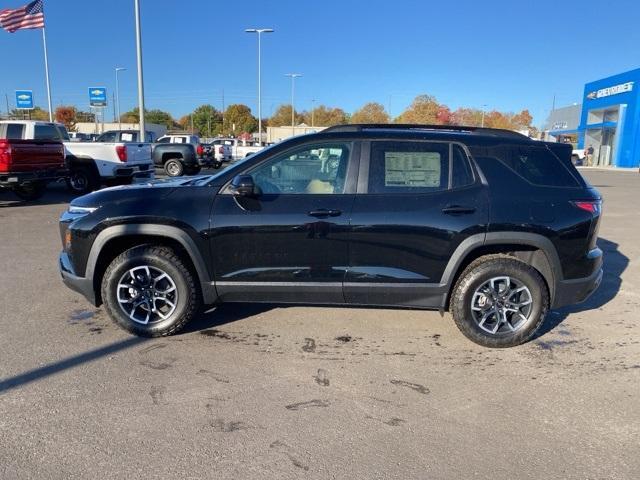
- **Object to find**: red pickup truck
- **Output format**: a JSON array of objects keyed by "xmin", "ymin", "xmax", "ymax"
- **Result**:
[{"xmin": 0, "ymin": 123, "xmax": 66, "ymax": 200}]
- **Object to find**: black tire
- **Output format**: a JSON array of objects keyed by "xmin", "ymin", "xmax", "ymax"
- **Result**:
[
  {"xmin": 187, "ymin": 165, "xmax": 202, "ymax": 175},
  {"xmin": 101, "ymin": 245, "xmax": 200, "ymax": 337},
  {"xmin": 213, "ymin": 162, "xmax": 222, "ymax": 169},
  {"xmin": 164, "ymin": 159, "xmax": 184, "ymax": 177},
  {"xmin": 450, "ymin": 255, "xmax": 549, "ymax": 348},
  {"xmin": 12, "ymin": 181, "xmax": 47, "ymax": 201},
  {"xmin": 67, "ymin": 166, "xmax": 100, "ymax": 194}
]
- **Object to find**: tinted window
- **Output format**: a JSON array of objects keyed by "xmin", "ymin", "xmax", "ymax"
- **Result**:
[
  {"xmin": 34, "ymin": 124, "xmax": 61, "ymax": 140},
  {"xmin": 100, "ymin": 131, "xmax": 117, "ymax": 142},
  {"xmin": 249, "ymin": 143, "xmax": 351, "ymax": 194},
  {"xmin": 501, "ymin": 146, "xmax": 580, "ymax": 187},
  {"xmin": 368, "ymin": 141, "xmax": 449, "ymax": 194},
  {"xmin": 5, "ymin": 123, "xmax": 25, "ymax": 139},
  {"xmin": 451, "ymin": 144, "xmax": 474, "ymax": 188}
]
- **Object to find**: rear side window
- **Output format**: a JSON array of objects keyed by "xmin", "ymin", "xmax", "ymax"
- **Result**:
[
  {"xmin": 451, "ymin": 144, "xmax": 474, "ymax": 188},
  {"xmin": 368, "ymin": 141, "xmax": 449, "ymax": 194},
  {"xmin": 34, "ymin": 124, "xmax": 61, "ymax": 140},
  {"xmin": 499, "ymin": 146, "xmax": 580, "ymax": 187},
  {"xmin": 2, "ymin": 123, "xmax": 25, "ymax": 139}
]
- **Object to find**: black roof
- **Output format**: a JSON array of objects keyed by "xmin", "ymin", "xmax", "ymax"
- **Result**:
[{"xmin": 323, "ymin": 123, "xmax": 532, "ymax": 141}]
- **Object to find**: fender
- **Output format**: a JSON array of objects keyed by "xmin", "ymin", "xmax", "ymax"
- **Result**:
[
  {"xmin": 86, "ymin": 224, "xmax": 217, "ymax": 304},
  {"xmin": 440, "ymin": 231, "xmax": 562, "ymax": 303}
]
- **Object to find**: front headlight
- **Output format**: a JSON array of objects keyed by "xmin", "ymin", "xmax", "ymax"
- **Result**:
[{"xmin": 68, "ymin": 205, "xmax": 97, "ymax": 215}]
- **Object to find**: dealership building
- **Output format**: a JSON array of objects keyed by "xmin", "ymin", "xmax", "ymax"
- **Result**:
[{"xmin": 546, "ymin": 67, "xmax": 640, "ymax": 168}]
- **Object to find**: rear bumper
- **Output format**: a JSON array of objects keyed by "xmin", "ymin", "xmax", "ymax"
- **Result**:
[
  {"xmin": 553, "ymin": 248, "xmax": 603, "ymax": 308},
  {"xmin": 59, "ymin": 251, "xmax": 97, "ymax": 306},
  {"xmin": 112, "ymin": 163, "xmax": 153, "ymax": 178},
  {"xmin": 0, "ymin": 168, "xmax": 68, "ymax": 187}
]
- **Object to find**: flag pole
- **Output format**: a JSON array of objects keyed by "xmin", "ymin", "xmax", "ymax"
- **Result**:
[{"xmin": 41, "ymin": 26, "xmax": 53, "ymax": 121}]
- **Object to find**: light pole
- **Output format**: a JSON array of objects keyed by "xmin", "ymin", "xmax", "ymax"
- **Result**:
[
  {"xmin": 285, "ymin": 73, "xmax": 302, "ymax": 136},
  {"xmin": 134, "ymin": 0, "xmax": 146, "ymax": 140},
  {"xmin": 245, "ymin": 28, "xmax": 274, "ymax": 146},
  {"xmin": 311, "ymin": 98, "xmax": 316, "ymax": 127},
  {"xmin": 481, "ymin": 104, "xmax": 487, "ymax": 128},
  {"xmin": 115, "ymin": 67, "xmax": 126, "ymax": 130}
]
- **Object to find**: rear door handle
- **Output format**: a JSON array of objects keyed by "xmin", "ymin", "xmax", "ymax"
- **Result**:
[
  {"xmin": 308, "ymin": 209, "xmax": 342, "ymax": 218},
  {"xmin": 442, "ymin": 205, "xmax": 476, "ymax": 215}
]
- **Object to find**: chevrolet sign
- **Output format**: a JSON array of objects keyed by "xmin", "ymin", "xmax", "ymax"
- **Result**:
[{"xmin": 587, "ymin": 82, "xmax": 634, "ymax": 100}]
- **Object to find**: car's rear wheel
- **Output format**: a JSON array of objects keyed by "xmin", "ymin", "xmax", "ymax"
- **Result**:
[
  {"xmin": 164, "ymin": 159, "xmax": 183, "ymax": 177},
  {"xmin": 67, "ymin": 166, "xmax": 99, "ymax": 194},
  {"xmin": 450, "ymin": 255, "xmax": 549, "ymax": 348},
  {"xmin": 101, "ymin": 245, "xmax": 200, "ymax": 337},
  {"xmin": 12, "ymin": 181, "xmax": 47, "ymax": 201}
]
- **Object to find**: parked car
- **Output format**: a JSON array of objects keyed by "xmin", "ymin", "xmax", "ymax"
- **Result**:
[
  {"xmin": 0, "ymin": 121, "xmax": 66, "ymax": 200},
  {"xmin": 572, "ymin": 148, "xmax": 585, "ymax": 165},
  {"xmin": 212, "ymin": 137, "xmax": 264, "ymax": 160},
  {"xmin": 209, "ymin": 138, "xmax": 234, "ymax": 162},
  {"xmin": 96, "ymin": 130, "xmax": 155, "ymax": 143},
  {"xmin": 152, "ymin": 134, "xmax": 220, "ymax": 176},
  {"xmin": 3, "ymin": 121, "xmax": 154, "ymax": 194},
  {"xmin": 58, "ymin": 124, "xmax": 603, "ymax": 348}
]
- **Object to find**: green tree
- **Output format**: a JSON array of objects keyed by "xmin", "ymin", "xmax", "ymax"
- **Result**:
[
  {"xmin": 223, "ymin": 104, "xmax": 257, "ymax": 136},
  {"xmin": 187, "ymin": 104, "xmax": 223, "ymax": 136},
  {"xmin": 350, "ymin": 102, "xmax": 390, "ymax": 124},
  {"xmin": 269, "ymin": 104, "xmax": 303, "ymax": 127},
  {"xmin": 120, "ymin": 107, "xmax": 176, "ymax": 128}
]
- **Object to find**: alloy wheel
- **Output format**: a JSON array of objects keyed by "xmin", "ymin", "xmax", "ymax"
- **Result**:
[
  {"xmin": 470, "ymin": 276, "xmax": 533, "ymax": 335},
  {"xmin": 116, "ymin": 265, "xmax": 178, "ymax": 325}
]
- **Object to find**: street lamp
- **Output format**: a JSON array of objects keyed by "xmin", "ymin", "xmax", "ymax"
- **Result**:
[
  {"xmin": 245, "ymin": 28, "xmax": 274, "ymax": 146},
  {"xmin": 481, "ymin": 104, "xmax": 487, "ymax": 128},
  {"xmin": 285, "ymin": 73, "xmax": 302, "ymax": 136},
  {"xmin": 134, "ymin": 0, "xmax": 146, "ymax": 140},
  {"xmin": 115, "ymin": 67, "xmax": 126, "ymax": 130}
]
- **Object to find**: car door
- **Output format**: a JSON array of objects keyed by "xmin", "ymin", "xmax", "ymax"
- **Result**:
[
  {"xmin": 210, "ymin": 140, "xmax": 359, "ymax": 304},
  {"xmin": 344, "ymin": 140, "xmax": 489, "ymax": 307}
]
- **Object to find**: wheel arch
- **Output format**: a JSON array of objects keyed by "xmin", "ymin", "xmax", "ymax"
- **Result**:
[
  {"xmin": 442, "ymin": 232, "xmax": 561, "ymax": 310},
  {"xmin": 87, "ymin": 224, "xmax": 216, "ymax": 306}
]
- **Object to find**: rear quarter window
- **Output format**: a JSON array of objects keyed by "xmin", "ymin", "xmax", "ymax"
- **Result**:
[
  {"xmin": 473, "ymin": 144, "xmax": 580, "ymax": 188},
  {"xmin": 1, "ymin": 123, "xmax": 25, "ymax": 139}
]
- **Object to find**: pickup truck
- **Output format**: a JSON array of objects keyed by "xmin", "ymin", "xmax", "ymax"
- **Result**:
[
  {"xmin": 153, "ymin": 134, "xmax": 220, "ymax": 176},
  {"xmin": 96, "ymin": 130, "xmax": 155, "ymax": 143},
  {"xmin": 572, "ymin": 148, "xmax": 585, "ymax": 165},
  {"xmin": 212, "ymin": 138, "xmax": 264, "ymax": 160},
  {"xmin": 0, "ymin": 121, "xmax": 66, "ymax": 200},
  {"xmin": 2, "ymin": 121, "xmax": 154, "ymax": 194}
]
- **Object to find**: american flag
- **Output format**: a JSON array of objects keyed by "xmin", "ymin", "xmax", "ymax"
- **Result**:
[{"xmin": 0, "ymin": 0, "xmax": 45, "ymax": 33}]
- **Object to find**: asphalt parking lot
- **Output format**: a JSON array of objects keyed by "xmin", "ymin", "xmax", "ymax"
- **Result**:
[{"xmin": 0, "ymin": 168, "xmax": 638, "ymax": 479}]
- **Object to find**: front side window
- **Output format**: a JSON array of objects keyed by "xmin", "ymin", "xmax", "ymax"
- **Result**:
[
  {"xmin": 249, "ymin": 143, "xmax": 351, "ymax": 194},
  {"xmin": 368, "ymin": 141, "xmax": 449, "ymax": 194},
  {"xmin": 157, "ymin": 137, "xmax": 170, "ymax": 143},
  {"xmin": 100, "ymin": 131, "xmax": 117, "ymax": 142}
]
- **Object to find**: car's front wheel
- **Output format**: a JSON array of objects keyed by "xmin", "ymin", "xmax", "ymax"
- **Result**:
[
  {"xmin": 450, "ymin": 255, "xmax": 549, "ymax": 348},
  {"xmin": 101, "ymin": 245, "xmax": 200, "ymax": 337}
]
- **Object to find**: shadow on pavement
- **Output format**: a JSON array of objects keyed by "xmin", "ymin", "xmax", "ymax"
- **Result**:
[
  {"xmin": 0, "ymin": 182, "xmax": 76, "ymax": 208},
  {"xmin": 0, "ymin": 336, "xmax": 148, "ymax": 394},
  {"xmin": 182, "ymin": 303, "xmax": 275, "ymax": 334},
  {"xmin": 536, "ymin": 236, "xmax": 628, "ymax": 337}
]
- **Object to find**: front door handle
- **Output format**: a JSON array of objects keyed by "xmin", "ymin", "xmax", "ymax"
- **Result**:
[
  {"xmin": 442, "ymin": 205, "xmax": 476, "ymax": 215},
  {"xmin": 308, "ymin": 208, "xmax": 342, "ymax": 218}
]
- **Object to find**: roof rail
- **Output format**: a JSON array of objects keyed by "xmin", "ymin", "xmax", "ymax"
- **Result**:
[{"xmin": 322, "ymin": 123, "xmax": 530, "ymax": 140}]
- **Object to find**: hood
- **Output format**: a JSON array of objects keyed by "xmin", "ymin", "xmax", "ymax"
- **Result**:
[{"xmin": 70, "ymin": 175, "xmax": 214, "ymax": 208}]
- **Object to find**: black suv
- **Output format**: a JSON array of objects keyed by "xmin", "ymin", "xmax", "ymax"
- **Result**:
[{"xmin": 59, "ymin": 124, "xmax": 603, "ymax": 347}]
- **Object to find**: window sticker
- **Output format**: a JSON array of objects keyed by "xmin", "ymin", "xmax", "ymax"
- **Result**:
[{"xmin": 384, "ymin": 152, "xmax": 441, "ymax": 187}]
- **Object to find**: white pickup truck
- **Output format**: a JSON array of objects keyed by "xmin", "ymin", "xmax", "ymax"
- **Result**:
[
  {"xmin": 2, "ymin": 121, "xmax": 154, "ymax": 194},
  {"xmin": 213, "ymin": 138, "xmax": 264, "ymax": 160}
]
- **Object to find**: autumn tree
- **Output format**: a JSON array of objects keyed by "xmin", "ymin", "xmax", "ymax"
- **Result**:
[
  {"xmin": 395, "ymin": 95, "xmax": 448, "ymax": 124},
  {"xmin": 351, "ymin": 102, "xmax": 390, "ymax": 124},
  {"xmin": 301, "ymin": 105, "xmax": 348, "ymax": 126},
  {"xmin": 223, "ymin": 104, "xmax": 257, "ymax": 135},
  {"xmin": 450, "ymin": 108, "xmax": 484, "ymax": 127},
  {"xmin": 120, "ymin": 107, "xmax": 176, "ymax": 128},
  {"xmin": 55, "ymin": 106, "xmax": 77, "ymax": 131},
  {"xmin": 269, "ymin": 104, "xmax": 303, "ymax": 127}
]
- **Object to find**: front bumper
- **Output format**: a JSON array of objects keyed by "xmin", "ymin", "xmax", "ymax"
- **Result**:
[
  {"xmin": 59, "ymin": 251, "xmax": 97, "ymax": 306},
  {"xmin": 553, "ymin": 249, "xmax": 603, "ymax": 309}
]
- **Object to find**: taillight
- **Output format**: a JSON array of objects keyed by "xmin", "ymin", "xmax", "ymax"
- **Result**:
[
  {"xmin": 197, "ymin": 144, "xmax": 204, "ymax": 156},
  {"xmin": 218, "ymin": 146, "xmax": 224, "ymax": 154},
  {"xmin": 116, "ymin": 145, "xmax": 127, "ymax": 162},
  {"xmin": 572, "ymin": 200, "xmax": 601, "ymax": 215},
  {"xmin": 0, "ymin": 140, "xmax": 11, "ymax": 173}
]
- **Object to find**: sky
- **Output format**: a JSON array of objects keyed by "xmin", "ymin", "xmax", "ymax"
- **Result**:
[{"xmin": 1, "ymin": 0, "xmax": 640, "ymax": 126}]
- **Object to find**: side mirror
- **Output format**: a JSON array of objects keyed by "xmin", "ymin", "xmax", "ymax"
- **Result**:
[{"xmin": 230, "ymin": 174, "xmax": 256, "ymax": 197}]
